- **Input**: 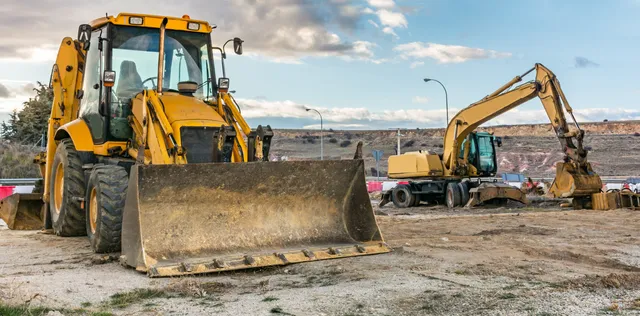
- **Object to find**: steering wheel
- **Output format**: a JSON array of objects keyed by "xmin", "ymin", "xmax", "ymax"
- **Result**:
[{"xmin": 141, "ymin": 77, "xmax": 158, "ymax": 89}]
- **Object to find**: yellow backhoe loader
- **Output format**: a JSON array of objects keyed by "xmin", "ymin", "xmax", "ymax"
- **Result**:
[
  {"xmin": 0, "ymin": 13, "xmax": 389, "ymax": 277},
  {"xmin": 381, "ymin": 64, "xmax": 602, "ymax": 209}
]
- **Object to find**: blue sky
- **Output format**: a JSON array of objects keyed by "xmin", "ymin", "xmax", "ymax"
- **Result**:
[{"xmin": 1, "ymin": 0, "xmax": 639, "ymax": 129}]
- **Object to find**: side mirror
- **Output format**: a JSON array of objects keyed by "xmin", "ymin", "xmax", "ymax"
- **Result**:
[
  {"xmin": 233, "ymin": 37, "xmax": 244, "ymax": 55},
  {"xmin": 495, "ymin": 137, "xmax": 503, "ymax": 147},
  {"xmin": 77, "ymin": 24, "xmax": 92, "ymax": 50}
]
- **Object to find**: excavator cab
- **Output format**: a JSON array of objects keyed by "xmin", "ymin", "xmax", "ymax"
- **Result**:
[{"xmin": 459, "ymin": 132, "xmax": 499, "ymax": 177}]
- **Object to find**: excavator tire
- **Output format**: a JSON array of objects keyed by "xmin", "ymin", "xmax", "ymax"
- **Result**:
[
  {"xmin": 86, "ymin": 165, "xmax": 128, "ymax": 253},
  {"xmin": 49, "ymin": 139, "xmax": 86, "ymax": 236},
  {"xmin": 458, "ymin": 182, "xmax": 470, "ymax": 206},
  {"xmin": 446, "ymin": 182, "xmax": 461, "ymax": 208},
  {"xmin": 392, "ymin": 185, "xmax": 415, "ymax": 208},
  {"xmin": 413, "ymin": 194, "xmax": 422, "ymax": 207}
]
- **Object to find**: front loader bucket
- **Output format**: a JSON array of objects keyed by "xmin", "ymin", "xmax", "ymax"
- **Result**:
[
  {"xmin": 121, "ymin": 160, "xmax": 390, "ymax": 277},
  {"xmin": 0, "ymin": 194, "xmax": 44, "ymax": 230},
  {"xmin": 549, "ymin": 162, "xmax": 602, "ymax": 198},
  {"xmin": 466, "ymin": 183, "xmax": 528, "ymax": 207}
]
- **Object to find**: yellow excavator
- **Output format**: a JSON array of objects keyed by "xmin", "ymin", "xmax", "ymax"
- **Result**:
[
  {"xmin": 381, "ymin": 63, "xmax": 602, "ymax": 209},
  {"xmin": 0, "ymin": 13, "xmax": 389, "ymax": 277}
]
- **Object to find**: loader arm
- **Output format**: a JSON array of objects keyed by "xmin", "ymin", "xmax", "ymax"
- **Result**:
[{"xmin": 441, "ymin": 63, "xmax": 601, "ymax": 198}]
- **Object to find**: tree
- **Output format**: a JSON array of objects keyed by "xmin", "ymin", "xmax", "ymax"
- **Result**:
[{"xmin": 0, "ymin": 82, "xmax": 52, "ymax": 145}]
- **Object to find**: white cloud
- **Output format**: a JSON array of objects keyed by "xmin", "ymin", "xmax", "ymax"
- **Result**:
[
  {"xmin": 395, "ymin": 42, "xmax": 512, "ymax": 64},
  {"xmin": 376, "ymin": 9, "xmax": 408, "ymax": 28},
  {"xmin": 412, "ymin": 96, "xmax": 429, "ymax": 104},
  {"xmin": 382, "ymin": 27, "xmax": 398, "ymax": 38},
  {"xmin": 362, "ymin": 7, "xmax": 375, "ymax": 14},
  {"xmin": 367, "ymin": 0, "xmax": 396, "ymax": 9},
  {"xmin": 410, "ymin": 61, "xmax": 425, "ymax": 69},
  {"xmin": 303, "ymin": 123, "xmax": 368, "ymax": 129},
  {"xmin": 368, "ymin": 19, "xmax": 380, "ymax": 28},
  {"xmin": 236, "ymin": 97, "xmax": 640, "ymax": 129},
  {"xmin": 0, "ymin": 1, "xmax": 375, "ymax": 64}
]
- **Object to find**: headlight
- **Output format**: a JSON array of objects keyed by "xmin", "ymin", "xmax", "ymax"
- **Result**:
[
  {"xmin": 218, "ymin": 78, "xmax": 230, "ymax": 89},
  {"xmin": 129, "ymin": 17, "xmax": 144, "ymax": 25},
  {"xmin": 187, "ymin": 22, "xmax": 200, "ymax": 31}
]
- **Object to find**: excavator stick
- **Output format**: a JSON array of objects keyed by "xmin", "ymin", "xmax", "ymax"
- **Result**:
[
  {"xmin": 466, "ymin": 183, "xmax": 528, "ymax": 207},
  {"xmin": 0, "ymin": 194, "xmax": 44, "ymax": 230},
  {"xmin": 121, "ymin": 160, "xmax": 390, "ymax": 277},
  {"xmin": 548, "ymin": 162, "xmax": 602, "ymax": 198}
]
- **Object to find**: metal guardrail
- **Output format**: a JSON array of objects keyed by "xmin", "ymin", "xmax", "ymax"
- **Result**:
[{"xmin": 0, "ymin": 178, "xmax": 41, "ymax": 186}]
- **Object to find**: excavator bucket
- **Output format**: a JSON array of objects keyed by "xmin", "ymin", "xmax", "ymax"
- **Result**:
[
  {"xmin": 465, "ymin": 183, "xmax": 528, "ymax": 207},
  {"xmin": 121, "ymin": 160, "xmax": 390, "ymax": 277},
  {"xmin": 0, "ymin": 194, "xmax": 44, "ymax": 230},
  {"xmin": 548, "ymin": 162, "xmax": 602, "ymax": 198}
]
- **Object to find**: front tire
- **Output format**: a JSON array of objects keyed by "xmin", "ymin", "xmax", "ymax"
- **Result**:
[
  {"xmin": 86, "ymin": 165, "xmax": 128, "ymax": 253},
  {"xmin": 392, "ymin": 185, "xmax": 415, "ymax": 208},
  {"xmin": 49, "ymin": 139, "xmax": 86, "ymax": 236}
]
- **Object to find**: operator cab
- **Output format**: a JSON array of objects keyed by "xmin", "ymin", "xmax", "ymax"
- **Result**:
[{"xmin": 459, "ymin": 132, "xmax": 501, "ymax": 177}]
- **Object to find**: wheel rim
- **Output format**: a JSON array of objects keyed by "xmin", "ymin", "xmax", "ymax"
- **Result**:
[
  {"xmin": 89, "ymin": 187, "xmax": 98, "ymax": 234},
  {"xmin": 397, "ymin": 191, "xmax": 407, "ymax": 203},
  {"xmin": 54, "ymin": 162, "xmax": 64, "ymax": 214},
  {"xmin": 447, "ymin": 189, "xmax": 453, "ymax": 207}
]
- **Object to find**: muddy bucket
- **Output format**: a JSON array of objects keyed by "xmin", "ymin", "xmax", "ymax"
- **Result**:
[
  {"xmin": 549, "ymin": 162, "xmax": 602, "ymax": 198},
  {"xmin": 466, "ymin": 183, "xmax": 528, "ymax": 207},
  {"xmin": 121, "ymin": 160, "xmax": 390, "ymax": 277},
  {"xmin": 0, "ymin": 193, "xmax": 44, "ymax": 230}
]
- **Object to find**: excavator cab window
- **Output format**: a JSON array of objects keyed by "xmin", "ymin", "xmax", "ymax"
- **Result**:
[
  {"xmin": 104, "ymin": 25, "xmax": 212, "ymax": 141},
  {"xmin": 460, "ymin": 132, "xmax": 498, "ymax": 176},
  {"xmin": 78, "ymin": 28, "xmax": 106, "ymax": 142}
]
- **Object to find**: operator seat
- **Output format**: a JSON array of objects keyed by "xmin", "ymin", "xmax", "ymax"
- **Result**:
[{"xmin": 116, "ymin": 60, "xmax": 143, "ymax": 100}]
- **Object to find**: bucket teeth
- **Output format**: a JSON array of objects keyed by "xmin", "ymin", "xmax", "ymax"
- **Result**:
[
  {"xmin": 244, "ymin": 255, "xmax": 256, "ymax": 265},
  {"xmin": 302, "ymin": 249, "xmax": 315, "ymax": 259}
]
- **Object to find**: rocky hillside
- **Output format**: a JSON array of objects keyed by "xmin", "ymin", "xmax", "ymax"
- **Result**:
[{"xmin": 270, "ymin": 121, "xmax": 640, "ymax": 178}]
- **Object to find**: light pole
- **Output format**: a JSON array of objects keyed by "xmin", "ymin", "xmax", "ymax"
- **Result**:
[
  {"xmin": 306, "ymin": 108, "xmax": 323, "ymax": 160},
  {"xmin": 423, "ymin": 78, "xmax": 449, "ymax": 125}
]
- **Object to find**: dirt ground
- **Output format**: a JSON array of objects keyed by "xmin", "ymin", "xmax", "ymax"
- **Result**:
[{"xmin": 1, "ymin": 202, "xmax": 640, "ymax": 316}]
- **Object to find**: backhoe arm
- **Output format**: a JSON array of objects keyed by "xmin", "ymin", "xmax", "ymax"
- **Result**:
[{"xmin": 442, "ymin": 63, "xmax": 589, "ymax": 175}]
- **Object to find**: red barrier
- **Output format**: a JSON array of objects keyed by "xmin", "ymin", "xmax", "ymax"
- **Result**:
[
  {"xmin": 0, "ymin": 186, "xmax": 15, "ymax": 200},
  {"xmin": 367, "ymin": 181, "xmax": 383, "ymax": 193}
]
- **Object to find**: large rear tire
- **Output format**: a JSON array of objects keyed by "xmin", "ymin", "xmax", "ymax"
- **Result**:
[
  {"xmin": 446, "ymin": 182, "xmax": 462, "ymax": 208},
  {"xmin": 86, "ymin": 165, "xmax": 128, "ymax": 253},
  {"xmin": 392, "ymin": 185, "xmax": 415, "ymax": 208},
  {"xmin": 49, "ymin": 139, "xmax": 86, "ymax": 236}
]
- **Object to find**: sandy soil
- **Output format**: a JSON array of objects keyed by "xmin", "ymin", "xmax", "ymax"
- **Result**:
[{"xmin": 1, "ymin": 204, "xmax": 640, "ymax": 316}]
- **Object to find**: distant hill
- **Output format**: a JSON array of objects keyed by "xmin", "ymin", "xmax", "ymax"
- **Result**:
[{"xmin": 270, "ymin": 120, "xmax": 640, "ymax": 178}]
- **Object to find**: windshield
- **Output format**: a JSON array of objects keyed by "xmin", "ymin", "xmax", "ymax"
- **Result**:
[{"xmin": 110, "ymin": 26, "xmax": 212, "ymax": 102}]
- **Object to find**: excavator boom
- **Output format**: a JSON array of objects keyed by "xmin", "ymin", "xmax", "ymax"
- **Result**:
[{"xmin": 442, "ymin": 63, "xmax": 601, "ymax": 199}]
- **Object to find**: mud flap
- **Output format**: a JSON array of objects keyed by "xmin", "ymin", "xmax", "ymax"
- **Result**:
[
  {"xmin": 465, "ymin": 183, "xmax": 528, "ymax": 207},
  {"xmin": 549, "ymin": 162, "xmax": 602, "ymax": 198},
  {"xmin": 0, "ymin": 194, "xmax": 44, "ymax": 230},
  {"xmin": 121, "ymin": 160, "xmax": 390, "ymax": 277}
]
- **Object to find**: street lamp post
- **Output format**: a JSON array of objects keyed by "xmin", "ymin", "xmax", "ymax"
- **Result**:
[
  {"xmin": 306, "ymin": 108, "xmax": 323, "ymax": 160},
  {"xmin": 423, "ymin": 78, "xmax": 449, "ymax": 125}
]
